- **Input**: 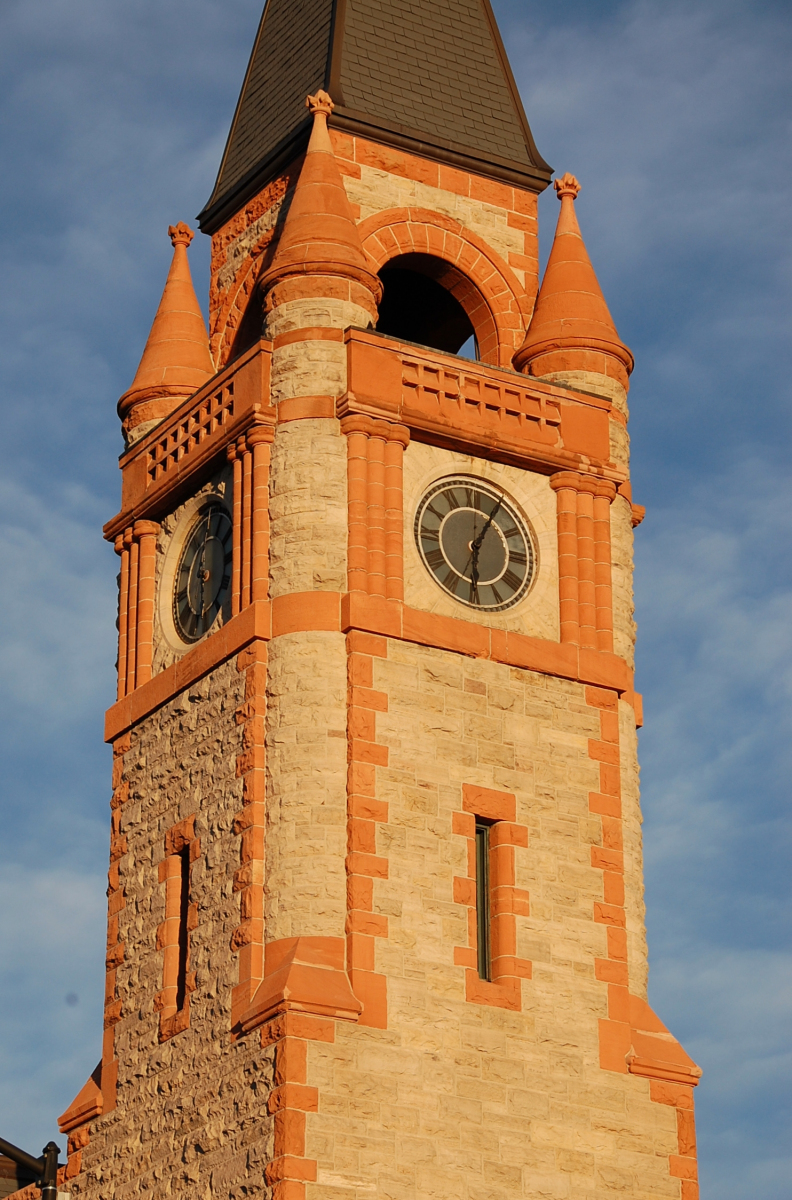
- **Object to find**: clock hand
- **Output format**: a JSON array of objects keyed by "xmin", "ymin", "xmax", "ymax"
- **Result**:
[{"xmin": 472, "ymin": 495, "xmax": 502, "ymax": 554}]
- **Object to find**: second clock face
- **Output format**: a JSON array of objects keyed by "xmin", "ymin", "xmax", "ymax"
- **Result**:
[
  {"xmin": 415, "ymin": 477, "xmax": 534, "ymax": 611},
  {"xmin": 173, "ymin": 503, "xmax": 233, "ymax": 643}
]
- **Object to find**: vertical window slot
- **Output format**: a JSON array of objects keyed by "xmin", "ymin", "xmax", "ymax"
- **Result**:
[
  {"xmin": 175, "ymin": 847, "xmax": 190, "ymax": 1012},
  {"xmin": 475, "ymin": 820, "xmax": 492, "ymax": 981}
]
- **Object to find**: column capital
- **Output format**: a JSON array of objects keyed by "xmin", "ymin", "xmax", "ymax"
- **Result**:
[
  {"xmin": 340, "ymin": 413, "xmax": 410, "ymax": 447},
  {"xmin": 245, "ymin": 423, "xmax": 276, "ymax": 448},
  {"xmin": 133, "ymin": 520, "xmax": 161, "ymax": 539}
]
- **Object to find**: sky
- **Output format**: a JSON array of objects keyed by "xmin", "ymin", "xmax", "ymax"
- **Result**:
[{"xmin": 0, "ymin": 0, "xmax": 789, "ymax": 1196}]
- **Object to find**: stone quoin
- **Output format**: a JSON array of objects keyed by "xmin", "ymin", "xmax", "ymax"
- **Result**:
[{"xmin": 35, "ymin": 2, "xmax": 702, "ymax": 1198}]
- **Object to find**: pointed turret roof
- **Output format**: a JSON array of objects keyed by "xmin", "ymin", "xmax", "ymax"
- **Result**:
[
  {"xmin": 198, "ymin": 0, "xmax": 552, "ymax": 233},
  {"xmin": 118, "ymin": 224, "xmax": 214, "ymax": 435},
  {"xmin": 513, "ymin": 174, "xmax": 633, "ymax": 386},
  {"xmin": 260, "ymin": 90, "xmax": 381, "ymax": 302}
]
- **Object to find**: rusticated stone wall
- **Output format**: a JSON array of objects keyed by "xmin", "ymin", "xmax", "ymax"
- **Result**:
[{"xmin": 72, "ymin": 660, "xmax": 276, "ymax": 1200}]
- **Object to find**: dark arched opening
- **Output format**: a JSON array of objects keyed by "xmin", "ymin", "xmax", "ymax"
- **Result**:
[{"xmin": 376, "ymin": 253, "xmax": 478, "ymax": 358}]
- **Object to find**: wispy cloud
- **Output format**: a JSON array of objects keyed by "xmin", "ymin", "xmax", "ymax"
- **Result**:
[{"xmin": 0, "ymin": 0, "xmax": 789, "ymax": 1189}]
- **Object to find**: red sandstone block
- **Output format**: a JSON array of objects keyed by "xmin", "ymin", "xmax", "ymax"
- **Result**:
[
  {"xmin": 601, "ymin": 816, "xmax": 624, "ymax": 851},
  {"xmin": 603, "ymin": 872, "xmax": 625, "ymax": 906},
  {"xmin": 493, "ymin": 956, "xmax": 532, "ymax": 980},
  {"xmin": 608, "ymin": 983, "xmax": 630, "ymax": 1023},
  {"xmin": 598, "ymin": 1018, "xmax": 630, "ymax": 1073},
  {"xmin": 594, "ymin": 902, "xmax": 626, "ymax": 927},
  {"xmin": 588, "ymin": 791, "xmax": 622, "ymax": 818},
  {"xmin": 347, "ymin": 875, "xmax": 373, "ymax": 910},
  {"xmin": 506, "ymin": 211, "xmax": 537, "ymax": 232},
  {"xmin": 607, "ymin": 927, "xmax": 628, "ymax": 961},
  {"xmin": 351, "ymin": 686, "xmax": 388, "ymax": 711},
  {"xmin": 512, "ymin": 190, "xmax": 537, "ymax": 217},
  {"xmin": 348, "ymin": 708, "xmax": 376, "ymax": 742},
  {"xmin": 599, "ymin": 709, "xmax": 620, "ymax": 744},
  {"xmin": 348, "ymin": 761, "xmax": 376, "ymax": 795},
  {"xmin": 669, "ymin": 1157, "xmax": 698, "ymax": 1182},
  {"xmin": 677, "ymin": 1109, "xmax": 697, "ymax": 1156},
  {"xmin": 267, "ymin": 1084, "xmax": 319, "ymax": 1114},
  {"xmin": 600, "ymin": 763, "xmax": 621, "ymax": 796},
  {"xmin": 649, "ymin": 1080, "xmax": 695, "ymax": 1109},
  {"xmin": 347, "ymin": 630, "xmax": 387, "ymax": 657},
  {"xmin": 265, "ymin": 1157, "xmax": 317, "ymax": 1184},
  {"xmin": 680, "ymin": 1182, "xmax": 699, "ymax": 1200},
  {"xmin": 508, "ymin": 251, "xmax": 537, "ymax": 273},
  {"xmin": 585, "ymin": 686, "xmax": 618, "ymax": 710},
  {"xmin": 589, "ymin": 738, "xmax": 620, "ymax": 765},
  {"xmin": 270, "ymin": 1181, "xmax": 306, "ymax": 1200},
  {"xmin": 273, "ymin": 1109, "xmax": 306, "ymax": 1158},
  {"xmin": 274, "ymin": 1039, "xmax": 307, "ymax": 1086},
  {"xmin": 591, "ymin": 847, "xmax": 624, "ymax": 873},
  {"xmin": 470, "ymin": 175, "xmax": 513, "ymax": 208},
  {"xmin": 348, "ymin": 796, "xmax": 389, "ymax": 822},
  {"xmin": 348, "ymin": 739, "xmax": 388, "ymax": 766},
  {"xmin": 347, "ymin": 932, "xmax": 375, "ymax": 971},
  {"xmin": 348, "ymin": 653, "xmax": 373, "ymax": 688},
  {"xmin": 438, "ymin": 163, "xmax": 470, "ymax": 195},
  {"xmin": 346, "ymin": 852, "xmax": 388, "ymax": 879},
  {"xmin": 595, "ymin": 958, "xmax": 628, "ymax": 986},
  {"xmin": 490, "ymin": 843, "xmax": 515, "ymax": 886},
  {"xmin": 453, "ymin": 877, "xmax": 476, "ymax": 907},
  {"xmin": 347, "ymin": 910, "xmax": 388, "ymax": 937},
  {"xmin": 349, "ymin": 968, "xmax": 388, "ymax": 1028},
  {"xmin": 454, "ymin": 946, "xmax": 477, "ymax": 968},
  {"xmin": 452, "ymin": 811, "xmax": 475, "ymax": 838},
  {"xmin": 462, "ymin": 783, "xmax": 516, "ymax": 822},
  {"xmin": 489, "ymin": 822, "xmax": 528, "ymax": 848}
]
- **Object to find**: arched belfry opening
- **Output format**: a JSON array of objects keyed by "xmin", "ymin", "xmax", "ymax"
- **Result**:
[{"xmin": 375, "ymin": 253, "xmax": 480, "ymax": 359}]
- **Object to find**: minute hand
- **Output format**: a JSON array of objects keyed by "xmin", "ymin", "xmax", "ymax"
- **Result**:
[{"xmin": 472, "ymin": 496, "xmax": 502, "ymax": 556}]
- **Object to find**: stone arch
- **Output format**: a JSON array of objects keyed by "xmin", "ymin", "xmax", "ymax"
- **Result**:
[{"xmin": 358, "ymin": 207, "xmax": 530, "ymax": 368}]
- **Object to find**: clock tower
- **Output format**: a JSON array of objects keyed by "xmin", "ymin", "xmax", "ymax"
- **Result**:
[{"xmin": 53, "ymin": 3, "xmax": 702, "ymax": 1198}]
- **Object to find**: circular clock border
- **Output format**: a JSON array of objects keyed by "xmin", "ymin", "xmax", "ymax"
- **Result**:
[
  {"xmin": 413, "ymin": 474, "xmax": 537, "ymax": 613},
  {"xmin": 171, "ymin": 500, "xmax": 233, "ymax": 645}
]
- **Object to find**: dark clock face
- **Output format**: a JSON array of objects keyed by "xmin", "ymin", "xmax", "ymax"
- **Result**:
[
  {"xmin": 415, "ymin": 477, "xmax": 534, "ymax": 611},
  {"xmin": 173, "ymin": 504, "xmax": 233, "ymax": 643}
]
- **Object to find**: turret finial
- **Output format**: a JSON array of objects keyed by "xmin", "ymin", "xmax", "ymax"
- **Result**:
[
  {"xmin": 168, "ymin": 222, "xmax": 195, "ymax": 248},
  {"xmin": 554, "ymin": 173, "xmax": 580, "ymax": 200},
  {"xmin": 306, "ymin": 90, "xmax": 334, "ymax": 117}
]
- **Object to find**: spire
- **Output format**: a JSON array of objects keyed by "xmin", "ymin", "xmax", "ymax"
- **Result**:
[
  {"xmin": 513, "ymin": 174, "xmax": 633, "ymax": 389},
  {"xmin": 118, "ymin": 223, "xmax": 214, "ymax": 440},
  {"xmin": 259, "ymin": 91, "xmax": 382, "ymax": 314},
  {"xmin": 198, "ymin": 0, "xmax": 551, "ymax": 233}
]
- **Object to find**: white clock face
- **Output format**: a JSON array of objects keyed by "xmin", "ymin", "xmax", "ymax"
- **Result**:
[
  {"xmin": 172, "ymin": 503, "xmax": 232, "ymax": 643},
  {"xmin": 414, "ymin": 477, "xmax": 535, "ymax": 611}
]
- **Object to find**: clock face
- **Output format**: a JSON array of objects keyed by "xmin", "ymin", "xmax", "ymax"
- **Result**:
[
  {"xmin": 414, "ymin": 477, "xmax": 534, "ymax": 612},
  {"xmin": 173, "ymin": 503, "xmax": 233, "ymax": 643}
]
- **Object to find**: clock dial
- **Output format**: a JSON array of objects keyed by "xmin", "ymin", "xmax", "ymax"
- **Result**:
[
  {"xmin": 415, "ymin": 477, "xmax": 534, "ymax": 611},
  {"xmin": 173, "ymin": 504, "xmax": 233, "ymax": 643}
]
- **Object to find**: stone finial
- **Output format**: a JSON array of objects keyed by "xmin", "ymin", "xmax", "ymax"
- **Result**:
[
  {"xmin": 306, "ymin": 90, "xmax": 334, "ymax": 117},
  {"xmin": 554, "ymin": 173, "xmax": 581, "ymax": 201},
  {"xmin": 512, "ymin": 171, "xmax": 633, "ymax": 388},
  {"xmin": 168, "ymin": 222, "xmax": 195, "ymax": 248},
  {"xmin": 118, "ymin": 222, "xmax": 213, "ymax": 441}
]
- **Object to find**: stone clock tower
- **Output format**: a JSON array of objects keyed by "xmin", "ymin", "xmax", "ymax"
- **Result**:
[{"xmin": 50, "ymin": 2, "xmax": 702, "ymax": 1199}]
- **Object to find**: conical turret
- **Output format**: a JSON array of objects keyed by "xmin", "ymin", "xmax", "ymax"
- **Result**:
[
  {"xmin": 513, "ymin": 174, "xmax": 633, "ymax": 392},
  {"xmin": 118, "ymin": 223, "xmax": 214, "ymax": 442},
  {"xmin": 259, "ymin": 91, "xmax": 382, "ymax": 324}
]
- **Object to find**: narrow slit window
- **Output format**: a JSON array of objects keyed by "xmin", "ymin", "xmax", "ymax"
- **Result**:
[
  {"xmin": 475, "ymin": 820, "xmax": 492, "ymax": 981},
  {"xmin": 175, "ymin": 847, "xmax": 190, "ymax": 1012}
]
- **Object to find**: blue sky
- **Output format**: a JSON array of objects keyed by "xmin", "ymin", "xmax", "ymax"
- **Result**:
[{"xmin": 0, "ymin": 1, "xmax": 789, "ymax": 1195}]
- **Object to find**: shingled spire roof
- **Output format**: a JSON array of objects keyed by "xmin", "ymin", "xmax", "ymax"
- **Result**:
[{"xmin": 198, "ymin": 0, "xmax": 552, "ymax": 233}]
